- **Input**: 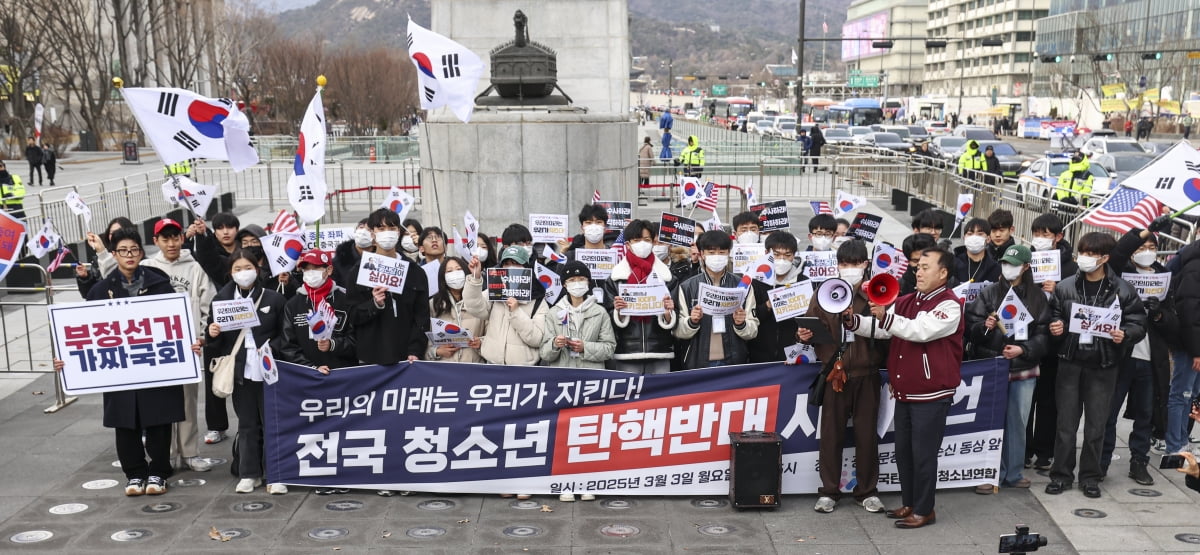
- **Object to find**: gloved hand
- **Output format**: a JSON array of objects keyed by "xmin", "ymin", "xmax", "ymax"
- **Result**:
[
  {"xmin": 1148, "ymin": 215, "xmax": 1172, "ymax": 233},
  {"xmin": 1144, "ymin": 296, "xmax": 1161, "ymax": 318}
]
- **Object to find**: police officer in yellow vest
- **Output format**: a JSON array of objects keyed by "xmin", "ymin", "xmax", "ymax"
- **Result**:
[
  {"xmin": 0, "ymin": 161, "xmax": 25, "ymax": 220},
  {"xmin": 1055, "ymin": 152, "xmax": 1093, "ymax": 206},
  {"xmin": 163, "ymin": 159, "xmax": 192, "ymax": 178},
  {"xmin": 957, "ymin": 140, "xmax": 985, "ymax": 180},
  {"xmin": 676, "ymin": 135, "xmax": 705, "ymax": 178}
]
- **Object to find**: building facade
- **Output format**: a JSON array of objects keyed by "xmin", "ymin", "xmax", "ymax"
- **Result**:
[{"xmin": 841, "ymin": 0, "xmax": 929, "ymax": 99}]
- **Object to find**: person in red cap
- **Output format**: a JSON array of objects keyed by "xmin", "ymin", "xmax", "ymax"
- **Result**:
[
  {"xmin": 276, "ymin": 248, "xmax": 359, "ymax": 374},
  {"xmin": 142, "ymin": 217, "xmax": 216, "ymax": 473}
]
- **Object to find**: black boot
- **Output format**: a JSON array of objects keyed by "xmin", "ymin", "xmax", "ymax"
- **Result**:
[{"xmin": 1129, "ymin": 462, "xmax": 1154, "ymax": 486}]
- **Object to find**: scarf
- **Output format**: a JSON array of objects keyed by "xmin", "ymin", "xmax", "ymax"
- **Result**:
[
  {"xmin": 624, "ymin": 246, "xmax": 657, "ymax": 323},
  {"xmin": 303, "ymin": 277, "xmax": 334, "ymax": 310}
]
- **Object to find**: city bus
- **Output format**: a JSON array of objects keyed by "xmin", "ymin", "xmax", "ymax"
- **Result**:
[
  {"xmin": 714, "ymin": 96, "xmax": 754, "ymax": 129},
  {"xmin": 802, "ymin": 97, "xmax": 835, "ymax": 123},
  {"xmin": 828, "ymin": 98, "xmax": 884, "ymax": 127}
]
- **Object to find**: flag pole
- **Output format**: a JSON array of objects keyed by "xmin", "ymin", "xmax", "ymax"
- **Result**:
[
  {"xmin": 314, "ymin": 74, "xmax": 327, "ymax": 246},
  {"xmin": 1169, "ymin": 199, "xmax": 1200, "ymax": 220}
]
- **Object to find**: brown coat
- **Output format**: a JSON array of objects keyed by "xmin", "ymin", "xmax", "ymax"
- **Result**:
[
  {"xmin": 805, "ymin": 289, "xmax": 887, "ymax": 377},
  {"xmin": 638, "ymin": 143, "xmax": 654, "ymax": 178}
]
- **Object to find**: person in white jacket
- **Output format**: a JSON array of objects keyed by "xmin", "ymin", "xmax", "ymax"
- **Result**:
[
  {"xmin": 463, "ymin": 246, "xmax": 546, "ymax": 366},
  {"xmin": 141, "ymin": 218, "xmax": 215, "ymax": 473}
]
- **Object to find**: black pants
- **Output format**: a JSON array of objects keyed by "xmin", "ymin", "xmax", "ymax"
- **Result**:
[
  {"xmin": 44, "ymin": 163, "xmax": 55, "ymax": 184},
  {"xmin": 1103, "ymin": 358, "xmax": 1153, "ymax": 469},
  {"xmin": 1050, "ymin": 360, "xmax": 1119, "ymax": 485},
  {"xmin": 115, "ymin": 424, "xmax": 173, "ymax": 480},
  {"xmin": 232, "ymin": 379, "xmax": 265, "ymax": 479},
  {"xmin": 818, "ymin": 373, "xmax": 881, "ymax": 500},
  {"xmin": 1151, "ymin": 355, "xmax": 1169, "ymax": 440},
  {"xmin": 203, "ymin": 355, "xmax": 229, "ymax": 432},
  {"xmin": 894, "ymin": 398, "xmax": 951, "ymax": 516},
  {"xmin": 28, "ymin": 162, "xmax": 42, "ymax": 184},
  {"xmin": 1026, "ymin": 355, "xmax": 1059, "ymax": 460}
]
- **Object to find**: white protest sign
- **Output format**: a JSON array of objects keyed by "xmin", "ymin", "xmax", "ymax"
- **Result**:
[
  {"xmin": 1067, "ymin": 302, "xmax": 1121, "ymax": 339},
  {"xmin": 426, "ymin": 317, "xmax": 474, "ymax": 347},
  {"xmin": 529, "ymin": 214, "xmax": 570, "ymax": 244},
  {"xmin": 1030, "ymin": 250, "xmax": 1061, "ymax": 283},
  {"xmin": 211, "ymin": 297, "xmax": 261, "ymax": 331},
  {"xmin": 617, "ymin": 283, "xmax": 670, "ymax": 317},
  {"xmin": 731, "ymin": 243, "xmax": 765, "ymax": 275},
  {"xmin": 575, "ymin": 249, "xmax": 618, "ymax": 280},
  {"xmin": 801, "ymin": 251, "xmax": 839, "ymax": 282},
  {"xmin": 423, "ymin": 259, "xmax": 441, "ymax": 298},
  {"xmin": 1120, "ymin": 272, "xmax": 1171, "ymax": 301},
  {"xmin": 768, "ymin": 281, "xmax": 815, "ymax": 321},
  {"xmin": 303, "ymin": 226, "xmax": 353, "ymax": 251},
  {"xmin": 356, "ymin": 252, "xmax": 410, "ymax": 294},
  {"xmin": 698, "ymin": 283, "xmax": 747, "ymax": 316},
  {"xmin": 784, "ymin": 342, "xmax": 819, "ymax": 365},
  {"xmin": 49, "ymin": 293, "xmax": 201, "ymax": 395},
  {"xmin": 952, "ymin": 280, "xmax": 992, "ymax": 305}
]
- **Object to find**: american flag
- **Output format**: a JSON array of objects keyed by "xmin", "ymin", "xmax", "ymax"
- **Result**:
[
  {"xmin": 592, "ymin": 190, "xmax": 601, "ymax": 204},
  {"xmin": 610, "ymin": 229, "xmax": 626, "ymax": 262},
  {"xmin": 272, "ymin": 209, "xmax": 301, "ymax": 234},
  {"xmin": 696, "ymin": 182, "xmax": 719, "ymax": 212},
  {"xmin": 1082, "ymin": 186, "xmax": 1164, "ymax": 234},
  {"xmin": 810, "ymin": 200, "xmax": 833, "ymax": 215}
]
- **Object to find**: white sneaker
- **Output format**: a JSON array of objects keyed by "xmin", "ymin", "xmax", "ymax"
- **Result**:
[
  {"xmin": 559, "ymin": 493, "xmax": 576, "ymax": 502},
  {"xmin": 267, "ymin": 483, "xmax": 288, "ymax": 495},
  {"xmin": 813, "ymin": 496, "xmax": 835, "ymax": 513},
  {"xmin": 204, "ymin": 430, "xmax": 226, "ymax": 444},
  {"xmin": 580, "ymin": 493, "xmax": 596, "ymax": 501},
  {"xmin": 860, "ymin": 496, "xmax": 885, "ymax": 513},
  {"xmin": 185, "ymin": 457, "xmax": 213, "ymax": 472},
  {"xmin": 1151, "ymin": 439, "xmax": 1167, "ymax": 454},
  {"xmin": 235, "ymin": 478, "xmax": 261, "ymax": 493}
]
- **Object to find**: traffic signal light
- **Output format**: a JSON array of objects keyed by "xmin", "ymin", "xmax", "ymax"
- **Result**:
[
  {"xmin": 871, "ymin": 41, "xmax": 894, "ymax": 49},
  {"xmin": 981, "ymin": 38, "xmax": 1004, "ymax": 47},
  {"xmin": 1092, "ymin": 54, "xmax": 1114, "ymax": 62},
  {"xmin": 925, "ymin": 40, "xmax": 948, "ymax": 48},
  {"xmin": 1040, "ymin": 55, "xmax": 1063, "ymax": 63},
  {"xmin": 1141, "ymin": 52, "xmax": 1162, "ymax": 60}
]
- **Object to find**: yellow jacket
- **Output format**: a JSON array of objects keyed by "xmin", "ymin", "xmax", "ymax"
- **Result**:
[{"xmin": 1055, "ymin": 158, "xmax": 1093, "ymax": 201}]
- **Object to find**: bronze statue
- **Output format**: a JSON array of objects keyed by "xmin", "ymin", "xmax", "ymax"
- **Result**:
[{"xmin": 475, "ymin": 10, "xmax": 573, "ymax": 106}]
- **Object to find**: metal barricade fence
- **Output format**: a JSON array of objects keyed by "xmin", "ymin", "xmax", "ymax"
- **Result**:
[{"xmin": 0, "ymin": 263, "xmax": 77, "ymax": 413}]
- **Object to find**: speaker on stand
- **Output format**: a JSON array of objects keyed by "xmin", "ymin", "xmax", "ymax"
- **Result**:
[{"xmin": 728, "ymin": 430, "xmax": 782, "ymax": 509}]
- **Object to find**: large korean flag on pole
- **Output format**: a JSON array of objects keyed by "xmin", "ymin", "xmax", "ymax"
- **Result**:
[
  {"xmin": 120, "ymin": 87, "xmax": 260, "ymax": 171},
  {"xmin": 1123, "ymin": 141, "xmax": 1200, "ymax": 216},
  {"xmin": 406, "ymin": 18, "xmax": 485, "ymax": 123},
  {"xmin": 287, "ymin": 90, "xmax": 328, "ymax": 224}
]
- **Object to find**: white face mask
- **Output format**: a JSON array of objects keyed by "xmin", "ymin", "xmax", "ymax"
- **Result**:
[
  {"xmin": 302, "ymin": 269, "xmax": 327, "ymax": 288},
  {"xmin": 522, "ymin": 245, "xmax": 534, "ymax": 258},
  {"xmin": 630, "ymin": 241, "xmax": 653, "ymax": 259},
  {"xmin": 833, "ymin": 235, "xmax": 852, "ymax": 249},
  {"xmin": 811, "ymin": 236, "xmax": 833, "ymax": 251},
  {"xmin": 1076, "ymin": 255, "xmax": 1102, "ymax": 274},
  {"xmin": 232, "ymin": 268, "xmax": 258, "ymax": 288},
  {"xmin": 964, "ymin": 235, "xmax": 987, "ymax": 254},
  {"xmin": 737, "ymin": 231, "xmax": 760, "ymax": 245},
  {"xmin": 704, "ymin": 254, "xmax": 729, "ymax": 273},
  {"xmin": 1132, "ymin": 250, "xmax": 1158, "ymax": 268},
  {"xmin": 583, "ymin": 224, "xmax": 605, "ymax": 244},
  {"xmin": 1031, "ymin": 237, "xmax": 1054, "ymax": 251},
  {"xmin": 565, "ymin": 281, "xmax": 590, "ymax": 298},
  {"xmin": 444, "ymin": 270, "xmax": 466, "ymax": 290},
  {"xmin": 652, "ymin": 244, "xmax": 670, "ymax": 261},
  {"xmin": 839, "ymin": 267, "xmax": 864, "ymax": 288},
  {"xmin": 773, "ymin": 259, "xmax": 793, "ymax": 276},
  {"xmin": 353, "ymin": 228, "xmax": 374, "ymax": 248},
  {"xmin": 1000, "ymin": 263, "xmax": 1024, "ymax": 282},
  {"xmin": 400, "ymin": 234, "xmax": 418, "ymax": 253},
  {"xmin": 375, "ymin": 230, "xmax": 400, "ymax": 250},
  {"xmin": 473, "ymin": 246, "xmax": 489, "ymax": 261}
]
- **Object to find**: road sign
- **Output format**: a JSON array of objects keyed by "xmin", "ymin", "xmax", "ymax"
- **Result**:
[
  {"xmin": 711, "ymin": 84, "xmax": 728, "ymax": 96},
  {"xmin": 847, "ymin": 70, "xmax": 879, "ymax": 88}
]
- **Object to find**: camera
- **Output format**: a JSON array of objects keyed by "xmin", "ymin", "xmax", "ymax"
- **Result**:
[{"xmin": 999, "ymin": 525, "xmax": 1047, "ymax": 554}]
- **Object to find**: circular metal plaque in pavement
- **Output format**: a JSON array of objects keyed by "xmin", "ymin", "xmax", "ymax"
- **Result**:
[
  {"xmin": 509, "ymin": 500, "xmax": 542, "ymax": 510},
  {"xmin": 141, "ymin": 502, "xmax": 181, "ymax": 514},
  {"xmin": 308, "ymin": 527, "xmax": 349, "ymax": 540},
  {"xmin": 405, "ymin": 527, "xmax": 447, "ymax": 539},
  {"xmin": 324, "ymin": 499, "xmax": 364, "ymax": 512},
  {"xmin": 1128, "ymin": 488, "xmax": 1161, "ymax": 497},
  {"xmin": 691, "ymin": 498, "xmax": 728, "ymax": 509},
  {"xmin": 1175, "ymin": 533, "xmax": 1200, "ymax": 545},
  {"xmin": 48, "ymin": 503, "xmax": 88, "ymax": 515},
  {"xmin": 232, "ymin": 501, "xmax": 273, "ymax": 513},
  {"xmin": 82, "ymin": 479, "xmax": 119, "ymax": 490},
  {"xmin": 1072, "ymin": 508, "xmax": 1107, "ymax": 519},
  {"xmin": 417, "ymin": 499, "xmax": 458, "ymax": 511},
  {"xmin": 599, "ymin": 498, "xmax": 635, "ymax": 510},
  {"xmin": 110, "ymin": 529, "xmax": 152, "ymax": 541},
  {"xmin": 502, "ymin": 525, "xmax": 542, "ymax": 538},
  {"xmin": 599, "ymin": 524, "xmax": 640, "ymax": 537},
  {"xmin": 9, "ymin": 530, "xmax": 53, "ymax": 543},
  {"xmin": 697, "ymin": 524, "xmax": 737, "ymax": 536}
]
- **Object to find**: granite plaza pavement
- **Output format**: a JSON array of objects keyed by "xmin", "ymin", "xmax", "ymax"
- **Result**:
[{"xmin": 0, "ymin": 145, "xmax": 1198, "ymax": 553}]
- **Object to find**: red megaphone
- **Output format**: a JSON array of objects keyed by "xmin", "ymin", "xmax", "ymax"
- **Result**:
[{"xmin": 865, "ymin": 273, "xmax": 900, "ymax": 306}]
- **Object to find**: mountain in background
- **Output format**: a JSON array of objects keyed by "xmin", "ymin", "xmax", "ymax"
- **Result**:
[{"xmin": 270, "ymin": 0, "xmax": 848, "ymax": 77}]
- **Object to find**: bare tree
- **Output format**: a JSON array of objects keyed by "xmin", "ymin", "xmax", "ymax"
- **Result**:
[
  {"xmin": 210, "ymin": 3, "xmax": 277, "ymax": 130},
  {"xmin": 41, "ymin": 0, "xmax": 124, "ymax": 149},
  {"xmin": 324, "ymin": 46, "xmax": 417, "ymax": 135},
  {"xmin": 256, "ymin": 35, "xmax": 324, "ymax": 133},
  {"xmin": 0, "ymin": 0, "xmax": 51, "ymax": 155}
]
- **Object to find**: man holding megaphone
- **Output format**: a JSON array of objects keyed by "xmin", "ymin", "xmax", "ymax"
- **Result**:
[{"xmin": 844, "ymin": 246, "xmax": 965, "ymax": 529}]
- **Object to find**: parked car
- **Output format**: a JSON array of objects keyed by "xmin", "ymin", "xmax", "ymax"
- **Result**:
[
  {"xmin": 822, "ymin": 128, "xmax": 855, "ymax": 145},
  {"xmin": 1081, "ymin": 137, "xmax": 1147, "ymax": 156},
  {"xmin": 1016, "ymin": 154, "xmax": 1113, "ymax": 209},
  {"xmin": 974, "ymin": 140, "xmax": 1024, "ymax": 177},
  {"xmin": 905, "ymin": 125, "xmax": 931, "ymax": 143},
  {"xmin": 769, "ymin": 117, "xmax": 798, "ymax": 140},
  {"xmin": 921, "ymin": 120, "xmax": 950, "ymax": 135},
  {"xmin": 930, "ymin": 136, "xmax": 968, "ymax": 161},
  {"xmin": 685, "ymin": 110, "xmax": 700, "ymax": 121},
  {"xmin": 881, "ymin": 125, "xmax": 913, "ymax": 143},
  {"xmin": 855, "ymin": 132, "xmax": 912, "ymax": 153},
  {"xmin": 1092, "ymin": 152, "xmax": 1156, "ymax": 185},
  {"xmin": 848, "ymin": 126, "xmax": 873, "ymax": 137},
  {"xmin": 746, "ymin": 112, "xmax": 769, "ymax": 133},
  {"xmin": 1140, "ymin": 142, "xmax": 1173, "ymax": 155}
]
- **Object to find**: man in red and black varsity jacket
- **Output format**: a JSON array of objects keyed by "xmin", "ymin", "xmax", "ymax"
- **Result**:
[{"xmin": 845, "ymin": 246, "xmax": 963, "ymax": 530}]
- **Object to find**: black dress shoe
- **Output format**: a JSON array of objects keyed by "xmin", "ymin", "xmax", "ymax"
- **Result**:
[
  {"xmin": 894, "ymin": 510, "xmax": 936, "ymax": 529},
  {"xmin": 1082, "ymin": 482, "xmax": 1101, "ymax": 498},
  {"xmin": 1044, "ymin": 481, "xmax": 1068, "ymax": 495},
  {"xmin": 885, "ymin": 506, "xmax": 913, "ymax": 519}
]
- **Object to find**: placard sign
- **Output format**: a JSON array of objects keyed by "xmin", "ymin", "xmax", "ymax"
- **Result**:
[
  {"xmin": 303, "ymin": 227, "xmax": 353, "ymax": 251},
  {"xmin": 769, "ymin": 281, "xmax": 815, "ymax": 321},
  {"xmin": 849, "ymin": 212, "xmax": 884, "ymax": 242},
  {"xmin": 1067, "ymin": 302, "xmax": 1121, "ymax": 340},
  {"xmin": 529, "ymin": 214, "xmax": 570, "ymax": 244},
  {"xmin": 596, "ymin": 201, "xmax": 633, "ymax": 231},
  {"xmin": 697, "ymin": 284, "xmax": 747, "ymax": 316},
  {"xmin": 1030, "ymin": 250, "xmax": 1060, "ymax": 283},
  {"xmin": 659, "ymin": 212, "xmax": 698, "ymax": 247},
  {"xmin": 801, "ymin": 251, "xmax": 839, "ymax": 282},
  {"xmin": 211, "ymin": 297, "xmax": 261, "ymax": 331},
  {"xmin": 617, "ymin": 284, "xmax": 669, "ymax": 317},
  {"xmin": 749, "ymin": 200, "xmax": 790, "ymax": 232},
  {"xmin": 731, "ymin": 243, "xmax": 765, "ymax": 274},
  {"xmin": 49, "ymin": 293, "xmax": 202, "ymax": 395},
  {"xmin": 575, "ymin": 249, "xmax": 618, "ymax": 280},
  {"xmin": 952, "ymin": 281, "xmax": 992, "ymax": 305},
  {"xmin": 1120, "ymin": 272, "xmax": 1171, "ymax": 301},
  {"xmin": 356, "ymin": 252, "xmax": 410, "ymax": 294},
  {"xmin": 486, "ymin": 267, "xmax": 534, "ymax": 302}
]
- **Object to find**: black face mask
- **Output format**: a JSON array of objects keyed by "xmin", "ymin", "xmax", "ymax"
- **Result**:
[{"xmin": 245, "ymin": 245, "xmax": 265, "ymax": 262}]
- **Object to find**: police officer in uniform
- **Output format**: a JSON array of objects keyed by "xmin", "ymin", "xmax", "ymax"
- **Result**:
[{"xmin": 0, "ymin": 161, "xmax": 25, "ymax": 220}]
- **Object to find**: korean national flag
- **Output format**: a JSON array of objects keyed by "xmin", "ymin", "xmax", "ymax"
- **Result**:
[
  {"xmin": 262, "ymin": 232, "xmax": 306, "ymax": 277},
  {"xmin": 380, "ymin": 186, "xmax": 415, "ymax": 223},
  {"xmin": 120, "ymin": 87, "xmax": 258, "ymax": 171},
  {"xmin": 834, "ymin": 189, "xmax": 866, "ymax": 217},
  {"xmin": 161, "ymin": 175, "xmax": 217, "ymax": 218},
  {"xmin": 1123, "ymin": 141, "xmax": 1200, "ymax": 216},
  {"xmin": 26, "ymin": 218, "xmax": 60, "ymax": 259},
  {"xmin": 406, "ymin": 18, "xmax": 485, "ymax": 123},
  {"xmin": 678, "ymin": 177, "xmax": 705, "ymax": 206},
  {"xmin": 287, "ymin": 90, "xmax": 328, "ymax": 224}
]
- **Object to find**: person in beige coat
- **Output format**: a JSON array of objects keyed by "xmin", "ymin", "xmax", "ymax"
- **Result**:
[
  {"xmin": 638, "ymin": 136, "xmax": 654, "ymax": 188},
  {"xmin": 427, "ymin": 256, "xmax": 486, "ymax": 363},
  {"xmin": 462, "ymin": 246, "xmax": 546, "ymax": 366}
]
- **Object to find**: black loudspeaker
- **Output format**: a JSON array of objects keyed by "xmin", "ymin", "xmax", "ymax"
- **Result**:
[{"xmin": 728, "ymin": 431, "xmax": 782, "ymax": 509}]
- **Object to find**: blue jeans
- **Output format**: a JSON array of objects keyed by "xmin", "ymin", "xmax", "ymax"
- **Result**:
[
  {"xmin": 1166, "ymin": 350, "xmax": 1200, "ymax": 453},
  {"xmin": 1001, "ymin": 376, "xmax": 1037, "ymax": 485},
  {"xmin": 1102, "ymin": 358, "xmax": 1153, "ymax": 468}
]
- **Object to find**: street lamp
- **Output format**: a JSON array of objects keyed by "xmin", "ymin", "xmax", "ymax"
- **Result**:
[{"xmin": 660, "ymin": 58, "xmax": 674, "ymax": 108}]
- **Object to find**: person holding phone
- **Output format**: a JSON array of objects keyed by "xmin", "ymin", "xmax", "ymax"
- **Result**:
[{"xmin": 1171, "ymin": 404, "xmax": 1200, "ymax": 493}]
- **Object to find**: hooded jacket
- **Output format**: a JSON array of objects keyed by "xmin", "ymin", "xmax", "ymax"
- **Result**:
[
  {"xmin": 601, "ymin": 256, "xmax": 676, "ymax": 360},
  {"xmin": 1050, "ymin": 266, "xmax": 1147, "ymax": 367},
  {"xmin": 957, "ymin": 143, "xmax": 984, "ymax": 174},
  {"xmin": 1055, "ymin": 157, "xmax": 1094, "ymax": 201},
  {"xmin": 141, "ymin": 249, "xmax": 214, "ymax": 336},
  {"xmin": 965, "ymin": 270, "xmax": 1051, "ymax": 372},
  {"xmin": 679, "ymin": 136, "xmax": 705, "ymax": 168},
  {"xmin": 539, "ymin": 296, "xmax": 616, "ymax": 369},
  {"xmin": 463, "ymin": 274, "xmax": 546, "ymax": 365},
  {"xmin": 1104, "ymin": 229, "xmax": 1178, "ymax": 375}
]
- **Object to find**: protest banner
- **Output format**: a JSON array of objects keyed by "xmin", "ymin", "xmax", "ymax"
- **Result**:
[
  {"xmin": 529, "ymin": 214, "xmax": 570, "ymax": 244},
  {"xmin": 769, "ymin": 281, "xmax": 814, "ymax": 321},
  {"xmin": 49, "ymin": 293, "xmax": 201, "ymax": 395},
  {"xmin": 486, "ymin": 267, "xmax": 534, "ymax": 302},
  {"xmin": 263, "ymin": 357, "xmax": 1009, "ymax": 494},
  {"xmin": 1067, "ymin": 301, "xmax": 1122, "ymax": 340},
  {"xmin": 596, "ymin": 201, "xmax": 633, "ymax": 231},
  {"xmin": 849, "ymin": 212, "xmax": 884, "ymax": 242},
  {"xmin": 749, "ymin": 200, "xmax": 790, "ymax": 232},
  {"xmin": 211, "ymin": 297, "xmax": 261, "ymax": 331},
  {"xmin": 303, "ymin": 227, "xmax": 353, "ymax": 251},
  {"xmin": 574, "ymin": 249, "xmax": 618, "ymax": 280},
  {"xmin": 800, "ymin": 251, "xmax": 839, "ymax": 282},
  {"xmin": 356, "ymin": 252, "xmax": 411, "ymax": 294},
  {"xmin": 952, "ymin": 281, "xmax": 992, "ymax": 305},
  {"xmin": 731, "ymin": 243, "xmax": 765, "ymax": 275},
  {"xmin": 698, "ymin": 284, "xmax": 747, "ymax": 316},
  {"xmin": 1030, "ymin": 250, "xmax": 1060, "ymax": 283},
  {"xmin": 1120, "ymin": 272, "xmax": 1171, "ymax": 301},
  {"xmin": 658, "ymin": 212, "xmax": 698, "ymax": 247},
  {"xmin": 617, "ymin": 284, "xmax": 669, "ymax": 317}
]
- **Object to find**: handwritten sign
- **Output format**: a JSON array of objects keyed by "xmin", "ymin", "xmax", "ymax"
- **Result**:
[
  {"xmin": 618, "ymin": 284, "xmax": 669, "ymax": 316},
  {"xmin": 529, "ymin": 214, "xmax": 569, "ymax": 244},
  {"xmin": 211, "ymin": 298, "xmax": 261, "ymax": 331},
  {"xmin": 1120, "ymin": 272, "xmax": 1171, "ymax": 301},
  {"xmin": 801, "ymin": 251, "xmax": 839, "ymax": 282},
  {"xmin": 697, "ymin": 284, "xmax": 747, "ymax": 316},
  {"xmin": 486, "ymin": 267, "xmax": 534, "ymax": 302},
  {"xmin": 575, "ymin": 249, "xmax": 618, "ymax": 280},
  {"xmin": 731, "ymin": 243, "xmax": 765, "ymax": 274},
  {"xmin": 769, "ymin": 281, "xmax": 815, "ymax": 321},
  {"xmin": 356, "ymin": 252, "xmax": 411, "ymax": 294},
  {"xmin": 658, "ymin": 212, "xmax": 698, "ymax": 247},
  {"xmin": 596, "ymin": 201, "xmax": 633, "ymax": 231},
  {"xmin": 1031, "ymin": 250, "xmax": 1060, "ymax": 283},
  {"xmin": 749, "ymin": 200, "xmax": 790, "ymax": 232},
  {"xmin": 1068, "ymin": 302, "xmax": 1121, "ymax": 340}
]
